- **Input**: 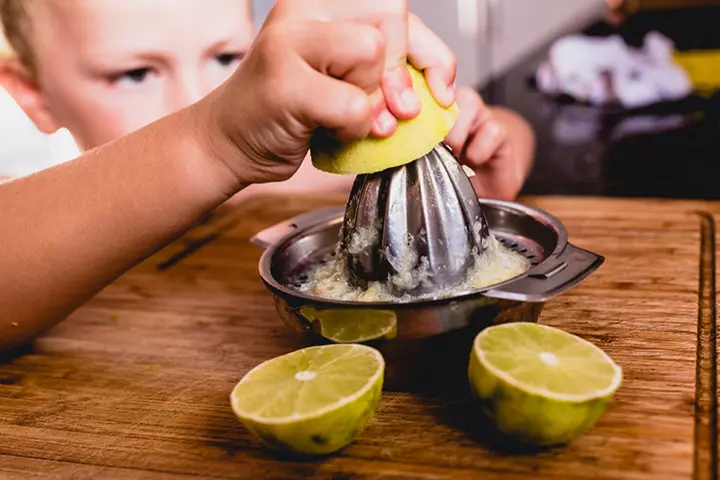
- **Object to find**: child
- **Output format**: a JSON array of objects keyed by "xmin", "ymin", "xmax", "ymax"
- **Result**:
[
  {"xmin": 0, "ymin": 0, "xmax": 533, "ymax": 353},
  {"xmin": 0, "ymin": 0, "xmax": 534, "ymax": 201}
]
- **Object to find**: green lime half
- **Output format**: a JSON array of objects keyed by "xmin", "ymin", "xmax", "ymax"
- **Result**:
[
  {"xmin": 300, "ymin": 307, "xmax": 398, "ymax": 343},
  {"xmin": 469, "ymin": 322, "xmax": 622, "ymax": 446},
  {"xmin": 230, "ymin": 344, "xmax": 385, "ymax": 455}
]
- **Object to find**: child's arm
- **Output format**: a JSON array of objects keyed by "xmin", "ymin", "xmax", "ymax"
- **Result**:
[
  {"xmin": 0, "ymin": 0, "xmax": 458, "ymax": 353},
  {"xmin": 0, "ymin": 107, "xmax": 235, "ymax": 351}
]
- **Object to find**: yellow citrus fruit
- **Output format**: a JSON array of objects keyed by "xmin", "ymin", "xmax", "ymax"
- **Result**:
[{"xmin": 311, "ymin": 63, "xmax": 459, "ymax": 174}]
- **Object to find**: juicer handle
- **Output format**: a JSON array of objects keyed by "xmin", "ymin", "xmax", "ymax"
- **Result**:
[
  {"xmin": 250, "ymin": 206, "xmax": 345, "ymax": 249},
  {"xmin": 485, "ymin": 243, "xmax": 604, "ymax": 302}
]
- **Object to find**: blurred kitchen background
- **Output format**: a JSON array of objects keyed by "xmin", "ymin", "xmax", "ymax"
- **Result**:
[{"xmin": 3, "ymin": 0, "xmax": 720, "ymax": 197}]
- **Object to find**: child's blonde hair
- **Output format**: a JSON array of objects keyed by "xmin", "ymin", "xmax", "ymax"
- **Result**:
[{"xmin": 0, "ymin": 0, "xmax": 34, "ymax": 72}]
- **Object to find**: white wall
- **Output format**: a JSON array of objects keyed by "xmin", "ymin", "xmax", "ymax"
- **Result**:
[
  {"xmin": 405, "ymin": 0, "xmax": 605, "ymax": 88},
  {"xmin": 489, "ymin": 0, "xmax": 605, "ymax": 77}
]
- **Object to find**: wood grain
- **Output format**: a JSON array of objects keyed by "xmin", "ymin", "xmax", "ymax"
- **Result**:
[
  {"xmin": 0, "ymin": 195, "xmax": 718, "ymax": 479},
  {"xmin": 695, "ymin": 213, "xmax": 718, "ymax": 480}
]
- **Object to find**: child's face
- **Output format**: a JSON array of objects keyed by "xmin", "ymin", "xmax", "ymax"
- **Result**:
[{"xmin": 5, "ymin": 0, "xmax": 253, "ymax": 150}]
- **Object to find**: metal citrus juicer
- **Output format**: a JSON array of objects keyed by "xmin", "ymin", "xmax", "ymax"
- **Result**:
[
  {"xmin": 313, "ymin": 132, "xmax": 493, "ymax": 391},
  {"xmin": 339, "ymin": 65, "xmax": 490, "ymax": 297},
  {"xmin": 250, "ymin": 67, "xmax": 605, "ymax": 390},
  {"xmin": 339, "ymin": 142, "xmax": 489, "ymax": 297}
]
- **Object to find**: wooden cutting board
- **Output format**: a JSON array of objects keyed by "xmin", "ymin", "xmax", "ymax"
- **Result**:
[{"xmin": 0, "ymin": 195, "xmax": 717, "ymax": 480}]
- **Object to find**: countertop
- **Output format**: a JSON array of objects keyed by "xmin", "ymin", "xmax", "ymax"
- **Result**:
[{"xmin": 0, "ymin": 194, "xmax": 717, "ymax": 479}]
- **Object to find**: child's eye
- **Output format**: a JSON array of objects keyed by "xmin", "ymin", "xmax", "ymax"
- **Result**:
[
  {"xmin": 109, "ymin": 68, "xmax": 154, "ymax": 86},
  {"xmin": 215, "ymin": 53, "xmax": 244, "ymax": 67}
]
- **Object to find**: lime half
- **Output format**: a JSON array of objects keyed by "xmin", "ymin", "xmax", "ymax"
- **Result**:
[
  {"xmin": 469, "ymin": 322, "xmax": 622, "ymax": 446},
  {"xmin": 300, "ymin": 307, "xmax": 397, "ymax": 343},
  {"xmin": 230, "ymin": 344, "xmax": 384, "ymax": 455}
]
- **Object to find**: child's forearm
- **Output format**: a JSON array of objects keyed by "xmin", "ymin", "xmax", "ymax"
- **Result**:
[{"xmin": 0, "ymin": 105, "xmax": 239, "ymax": 352}]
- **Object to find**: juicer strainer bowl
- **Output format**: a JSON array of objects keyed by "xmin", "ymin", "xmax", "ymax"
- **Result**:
[{"xmin": 250, "ymin": 199, "xmax": 603, "ymax": 390}]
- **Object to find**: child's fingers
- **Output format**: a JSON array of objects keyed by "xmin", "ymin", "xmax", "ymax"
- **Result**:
[
  {"xmin": 288, "ymin": 20, "xmax": 396, "ymax": 138},
  {"xmin": 336, "ymin": 0, "xmax": 416, "ymax": 122},
  {"xmin": 272, "ymin": 0, "xmax": 414, "ymax": 128},
  {"xmin": 369, "ymin": 92, "xmax": 398, "ymax": 137},
  {"xmin": 297, "ymin": 73, "xmax": 373, "ymax": 142},
  {"xmin": 464, "ymin": 119, "xmax": 507, "ymax": 168},
  {"xmin": 445, "ymin": 88, "xmax": 483, "ymax": 154},
  {"xmin": 375, "ymin": 1, "xmax": 409, "ymax": 74},
  {"xmin": 375, "ymin": 4, "xmax": 415, "ymax": 121},
  {"xmin": 259, "ymin": 19, "xmax": 390, "ymax": 142},
  {"xmin": 293, "ymin": 21, "xmax": 386, "ymax": 95},
  {"xmin": 407, "ymin": 13, "xmax": 456, "ymax": 107},
  {"xmin": 469, "ymin": 144, "xmax": 520, "ymax": 201},
  {"xmin": 381, "ymin": 63, "xmax": 420, "ymax": 122}
]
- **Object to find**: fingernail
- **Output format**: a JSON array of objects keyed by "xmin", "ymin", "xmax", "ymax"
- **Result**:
[
  {"xmin": 461, "ymin": 165, "xmax": 476, "ymax": 178},
  {"xmin": 373, "ymin": 109, "xmax": 396, "ymax": 135},
  {"xmin": 398, "ymin": 88, "xmax": 420, "ymax": 113},
  {"xmin": 430, "ymin": 78, "xmax": 455, "ymax": 106}
]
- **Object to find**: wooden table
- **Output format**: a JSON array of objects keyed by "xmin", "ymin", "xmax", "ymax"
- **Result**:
[{"xmin": 0, "ymin": 195, "xmax": 717, "ymax": 480}]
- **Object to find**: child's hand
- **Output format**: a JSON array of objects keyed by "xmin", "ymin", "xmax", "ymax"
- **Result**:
[
  {"xmin": 197, "ymin": 0, "xmax": 456, "ymax": 187},
  {"xmin": 444, "ymin": 87, "xmax": 531, "ymax": 201}
]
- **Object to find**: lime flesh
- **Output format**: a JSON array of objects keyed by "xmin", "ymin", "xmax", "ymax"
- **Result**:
[
  {"xmin": 230, "ymin": 344, "xmax": 385, "ymax": 455},
  {"xmin": 469, "ymin": 322, "xmax": 622, "ymax": 446},
  {"xmin": 299, "ymin": 307, "xmax": 398, "ymax": 343}
]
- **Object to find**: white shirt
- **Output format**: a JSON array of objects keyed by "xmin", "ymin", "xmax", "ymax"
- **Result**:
[{"xmin": 0, "ymin": 87, "xmax": 79, "ymax": 178}]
